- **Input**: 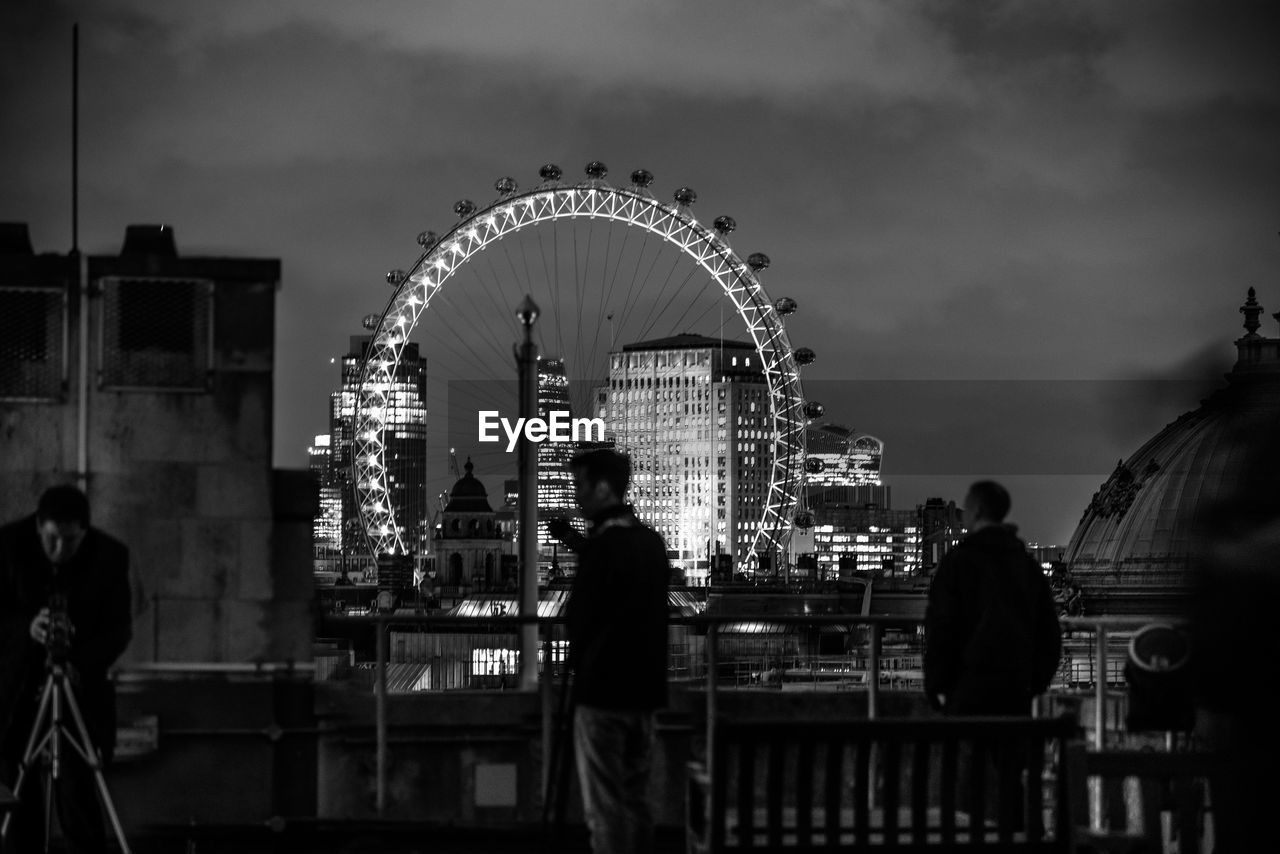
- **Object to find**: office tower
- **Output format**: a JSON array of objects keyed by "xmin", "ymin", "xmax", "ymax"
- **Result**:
[
  {"xmin": 329, "ymin": 336, "xmax": 427, "ymax": 559},
  {"xmin": 309, "ymin": 434, "xmax": 343, "ymax": 554},
  {"xmin": 536, "ymin": 358, "xmax": 577, "ymax": 544},
  {"xmin": 602, "ymin": 334, "xmax": 768, "ymax": 584}
]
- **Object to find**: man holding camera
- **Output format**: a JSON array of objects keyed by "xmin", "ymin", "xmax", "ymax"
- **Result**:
[{"xmin": 0, "ymin": 486, "xmax": 132, "ymax": 854}]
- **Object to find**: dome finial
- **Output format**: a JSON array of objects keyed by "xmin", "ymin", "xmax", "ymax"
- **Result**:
[
  {"xmin": 464, "ymin": 457, "xmax": 474, "ymax": 476},
  {"xmin": 1241, "ymin": 287, "xmax": 1263, "ymax": 337}
]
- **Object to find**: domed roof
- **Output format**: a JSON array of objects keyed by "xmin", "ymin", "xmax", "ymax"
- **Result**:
[
  {"xmin": 444, "ymin": 458, "xmax": 494, "ymax": 513},
  {"xmin": 1065, "ymin": 289, "xmax": 1280, "ymax": 613}
]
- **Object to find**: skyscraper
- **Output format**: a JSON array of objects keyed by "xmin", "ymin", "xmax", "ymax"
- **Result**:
[
  {"xmin": 308, "ymin": 434, "xmax": 343, "ymax": 555},
  {"xmin": 602, "ymin": 334, "xmax": 769, "ymax": 584},
  {"xmin": 329, "ymin": 336, "xmax": 427, "ymax": 559},
  {"xmin": 536, "ymin": 357, "xmax": 577, "ymax": 543}
]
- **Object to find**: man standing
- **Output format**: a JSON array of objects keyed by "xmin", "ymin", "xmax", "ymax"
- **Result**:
[
  {"xmin": 0, "ymin": 485, "xmax": 132, "ymax": 854},
  {"xmin": 564, "ymin": 450, "xmax": 669, "ymax": 854},
  {"xmin": 925, "ymin": 481, "xmax": 1061, "ymax": 715}
]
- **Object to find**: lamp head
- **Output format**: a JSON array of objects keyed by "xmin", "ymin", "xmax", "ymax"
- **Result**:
[{"xmin": 516, "ymin": 294, "xmax": 540, "ymax": 327}]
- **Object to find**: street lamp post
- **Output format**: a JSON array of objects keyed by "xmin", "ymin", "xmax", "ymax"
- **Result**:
[{"xmin": 515, "ymin": 295, "xmax": 541, "ymax": 690}]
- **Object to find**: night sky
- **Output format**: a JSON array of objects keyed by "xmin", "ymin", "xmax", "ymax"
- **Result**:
[{"xmin": 3, "ymin": 0, "xmax": 1277, "ymax": 545}]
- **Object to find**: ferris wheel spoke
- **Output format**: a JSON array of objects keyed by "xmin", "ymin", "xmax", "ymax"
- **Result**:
[
  {"xmin": 474, "ymin": 250, "xmax": 525, "ymax": 342},
  {"xmin": 583, "ymin": 219, "xmax": 633, "ymax": 388},
  {"xmin": 549, "ymin": 224, "xmax": 565, "ymax": 369},
  {"xmin": 465, "ymin": 258, "xmax": 522, "ymax": 348},
  {"xmin": 636, "ymin": 259, "xmax": 703, "ymax": 343},
  {"xmin": 427, "ymin": 287, "xmax": 515, "ymax": 381},
  {"xmin": 608, "ymin": 236, "xmax": 665, "ymax": 378},
  {"xmin": 629, "ymin": 247, "xmax": 687, "ymax": 349},
  {"xmin": 414, "ymin": 327, "xmax": 505, "ymax": 388},
  {"xmin": 587, "ymin": 218, "xmax": 618, "ymax": 352}
]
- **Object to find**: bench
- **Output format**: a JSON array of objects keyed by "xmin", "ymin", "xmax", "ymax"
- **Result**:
[
  {"xmin": 1066, "ymin": 747, "xmax": 1215, "ymax": 854},
  {"xmin": 687, "ymin": 715, "xmax": 1078, "ymax": 852}
]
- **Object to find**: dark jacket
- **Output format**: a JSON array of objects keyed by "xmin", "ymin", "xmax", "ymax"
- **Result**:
[
  {"xmin": 566, "ymin": 504, "xmax": 670, "ymax": 711},
  {"xmin": 924, "ymin": 524, "xmax": 1061, "ymax": 715},
  {"xmin": 0, "ymin": 515, "xmax": 132, "ymax": 759}
]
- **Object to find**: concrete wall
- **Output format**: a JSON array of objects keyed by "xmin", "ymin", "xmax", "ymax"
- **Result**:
[
  {"xmin": 312, "ymin": 684, "xmax": 934, "ymax": 826},
  {"xmin": 0, "ymin": 243, "xmax": 313, "ymax": 664}
]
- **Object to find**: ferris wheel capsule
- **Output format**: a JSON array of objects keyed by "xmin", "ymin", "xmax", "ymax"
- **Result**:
[
  {"xmin": 803, "ymin": 401, "xmax": 825, "ymax": 419},
  {"xmin": 539, "ymin": 163, "xmax": 563, "ymax": 182},
  {"xmin": 385, "ymin": 269, "xmax": 405, "ymax": 285},
  {"xmin": 804, "ymin": 457, "xmax": 824, "ymax": 475},
  {"xmin": 794, "ymin": 510, "xmax": 816, "ymax": 529},
  {"xmin": 361, "ymin": 313, "xmax": 380, "ymax": 331},
  {"xmin": 630, "ymin": 169, "xmax": 654, "ymax": 188},
  {"xmin": 416, "ymin": 230, "xmax": 439, "ymax": 248},
  {"xmin": 774, "ymin": 297, "xmax": 798, "ymax": 315},
  {"xmin": 673, "ymin": 186, "xmax": 697, "ymax": 206},
  {"xmin": 794, "ymin": 347, "xmax": 816, "ymax": 366},
  {"xmin": 453, "ymin": 199, "xmax": 477, "ymax": 218},
  {"xmin": 713, "ymin": 215, "xmax": 736, "ymax": 235},
  {"xmin": 585, "ymin": 161, "xmax": 608, "ymax": 179},
  {"xmin": 495, "ymin": 177, "xmax": 518, "ymax": 196},
  {"xmin": 747, "ymin": 253, "xmax": 770, "ymax": 272}
]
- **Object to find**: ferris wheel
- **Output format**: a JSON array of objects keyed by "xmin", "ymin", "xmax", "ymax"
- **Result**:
[{"xmin": 351, "ymin": 161, "xmax": 821, "ymax": 573}]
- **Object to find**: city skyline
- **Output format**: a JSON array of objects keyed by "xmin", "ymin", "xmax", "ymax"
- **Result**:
[{"xmin": 3, "ymin": 0, "xmax": 1277, "ymax": 546}]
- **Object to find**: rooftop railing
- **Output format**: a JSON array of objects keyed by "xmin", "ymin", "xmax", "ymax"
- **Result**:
[{"xmin": 318, "ymin": 611, "xmax": 1180, "ymax": 816}]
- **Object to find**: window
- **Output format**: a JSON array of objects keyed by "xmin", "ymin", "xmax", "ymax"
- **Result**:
[
  {"xmin": 99, "ymin": 277, "xmax": 213, "ymax": 390},
  {"xmin": 0, "ymin": 287, "xmax": 65, "ymax": 401}
]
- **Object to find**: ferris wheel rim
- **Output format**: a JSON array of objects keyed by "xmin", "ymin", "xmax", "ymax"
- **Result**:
[{"xmin": 352, "ymin": 177, "xmax": 808, "ymax": 568}]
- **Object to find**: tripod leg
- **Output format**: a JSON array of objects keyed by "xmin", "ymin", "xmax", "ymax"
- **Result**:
[
  {"xmin": 58, "ymin": 680, "xmax": 131, "ymax": 854},
  {"xmin": 0, "ymin": 675, "xmax": 56, "ymax": 844}
]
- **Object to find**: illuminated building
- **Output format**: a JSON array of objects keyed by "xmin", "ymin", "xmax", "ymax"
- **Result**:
[
  {"xmin": 811, "ymin": 506, "xmax": 923, "ymax": 579},
  {"xmin": 536, "ymin": 358, "xmax": 577, "ymax": 545},
  {"xmin": 806, "ymin": 423, "xmax": 883, "ymax": 488},
  {"xmin": 603, "ymin": 334, "xmax": 769, "ymax": 584},
  {"xmin": 329, "ymin": 336, "xmax": 427, "ymax": 561},
  {"xmin": 308, "ymin": 434, "xmax": 343, "ymax": 554},
  {"xmin": 808, "ymin": 496, "xmax": 962, "ymax": 580}
]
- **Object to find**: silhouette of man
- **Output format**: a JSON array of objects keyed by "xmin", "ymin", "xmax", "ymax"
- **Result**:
[
  {"xmin": 564, "ymin": 450, "xmax": 670, "ymax": 854},
  {"xmin": 925, "ymin": 481, "xmax": 1062, "ymax": 715},
  {"xmin": 0, "ymin": 485, "xmax": 132, "ymax": 854}
]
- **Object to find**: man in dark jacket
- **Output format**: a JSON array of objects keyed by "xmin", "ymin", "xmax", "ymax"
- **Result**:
[
  {"xmin": 0, "ymin": 485, "xmax": 132, "ymax": 854},
  {"xmin": 564, "ymin": 449, "xmax": 669, "ymax": 854},
  {"xmin": 925, "ymin": 481, "xmax": 1061, "ymax": 715}
]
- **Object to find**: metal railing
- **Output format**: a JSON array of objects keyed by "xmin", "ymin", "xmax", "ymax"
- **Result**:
[{"xmin": 322, "ymin": 611, "xmax": 1175, "ymax": 815}]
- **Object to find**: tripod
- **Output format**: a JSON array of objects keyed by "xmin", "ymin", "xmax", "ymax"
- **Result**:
[{"xmin": 0, "ymin": 660, "xmax": 130, "ymax": 854}]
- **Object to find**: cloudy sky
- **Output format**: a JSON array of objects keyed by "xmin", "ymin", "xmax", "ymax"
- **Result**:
[{"xmin": 3, "ymin": 0, "xmax": 1277, "ymax": 544}]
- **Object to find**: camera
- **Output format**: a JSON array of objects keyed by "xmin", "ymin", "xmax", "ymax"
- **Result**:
[{"xmin": 45, "ymin": 593, "xmax": 73, "ymax": 663}]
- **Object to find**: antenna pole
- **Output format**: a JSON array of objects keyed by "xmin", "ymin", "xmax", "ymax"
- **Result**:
[
  {"xmin": 71, "ymin": 23, "xmax": 79, "ymax": 254},
  {"xmin": 72, "ymin": 23, "xmax": 90, "ymax": 494}
]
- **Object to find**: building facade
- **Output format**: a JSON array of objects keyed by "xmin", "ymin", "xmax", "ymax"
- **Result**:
[
  {"xmin": 432, "ymin": 459, "xmax": 513, "ymax": 589},
  {"xmin": 805, "ymin": 423, "xmax": 883, "ymax": 489},
  {"xmin": 0, "ymin": 222, "xmax": 310, "ymax": 663},
  {"xmin": 535, "ymin": 357, "xmax": 577, "ymax": 545},
  {"xmin": 601, "ymin": 334, "xmax": 769, "ymax": 584},
  {"xmin": 329, "ymin": 336, "xmax": 427, "ymax": 563},
  {"xmin": 308, "ymin": 433, "xmax": 343, "ymax": 554}
]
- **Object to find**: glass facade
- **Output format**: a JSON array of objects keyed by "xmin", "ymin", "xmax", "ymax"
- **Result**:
[{"xmin": 329, "ymin": 336, "xmax": 428, "ymax": 559}]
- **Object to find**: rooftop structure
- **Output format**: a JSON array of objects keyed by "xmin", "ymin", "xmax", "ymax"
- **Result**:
[{"xmin": 1065, "ymin": 288, "xmax": 1280, "ymax": 614}]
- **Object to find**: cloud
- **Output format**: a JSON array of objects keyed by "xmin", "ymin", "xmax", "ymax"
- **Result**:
[{"xmin": 99, "ymin": 0, "xmax": 973, "ymax": 104}]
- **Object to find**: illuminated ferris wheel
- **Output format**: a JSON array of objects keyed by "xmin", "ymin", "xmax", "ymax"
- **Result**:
[{"xmin": 352, "ymin": 161, "xmax": 821, "ymax": 572}]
